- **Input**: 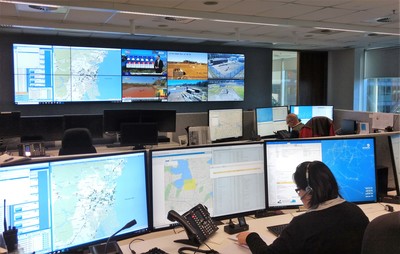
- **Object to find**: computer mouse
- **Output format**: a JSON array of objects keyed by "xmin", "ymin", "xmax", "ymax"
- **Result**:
[{"xmin": 274, "ymin": 210, "xmax": 284, "ymax": 215}]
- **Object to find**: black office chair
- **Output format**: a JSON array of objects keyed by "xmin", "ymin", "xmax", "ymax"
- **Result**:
[
  {"xmin": 58, "ymin": 128, "xmax": 97, "ymax": 156},
  {"xmin": 361, "ymin": 211, "xmax": 400, "ymax": 254}
]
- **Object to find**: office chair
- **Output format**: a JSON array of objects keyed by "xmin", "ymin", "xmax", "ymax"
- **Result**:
[
  {"xmin": 299, "ymin": 116, "xmax": 335, "ymax": 138},
  {"xmin": 361, "ymin": 211, "xmax": 400, "ymax": 254},
  {"xmin": 58, "ymin": 128, "xmax": 97, "ymax": 156}
]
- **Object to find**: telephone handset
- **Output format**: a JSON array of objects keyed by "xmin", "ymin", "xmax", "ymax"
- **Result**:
[{"xmin": 167, "ymin": 204, "xmax": 218, "ymax": 247}]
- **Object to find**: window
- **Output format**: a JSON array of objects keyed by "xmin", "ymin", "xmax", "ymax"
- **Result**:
[
  {"xmin": 272, "ymin": 51, "xmax": 298, "ymax": 106},
  {"xmin": 364, "ymin": 48, "xmax": 400, "ymax": 113}
]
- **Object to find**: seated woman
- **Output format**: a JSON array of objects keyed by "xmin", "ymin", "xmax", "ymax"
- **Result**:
[{"xmin": 237, "ymin": 161, "xmax": 369, "ymax": 254}]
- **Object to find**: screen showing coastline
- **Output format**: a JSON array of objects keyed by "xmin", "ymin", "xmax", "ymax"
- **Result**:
[{"xmin": 13, "ymin": 44, "xmax": 121, "ymax": 104}]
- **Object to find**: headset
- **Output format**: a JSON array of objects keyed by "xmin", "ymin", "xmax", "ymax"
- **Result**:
[{"xmin": 300, "ymin": 162, "xmax": 313, "ymax": 200}]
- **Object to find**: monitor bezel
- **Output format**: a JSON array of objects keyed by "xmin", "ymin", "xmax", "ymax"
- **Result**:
[
  {"xmin": 149, "ymin": 141, "xmax": 266, "ymax": 231},
  {"xmin": 388, "ymin": 133, "xmax": 400, "ymax": 196},
  {"xmin": 264, "ymin": 136, "xmax": 378, "ymax": 210}
]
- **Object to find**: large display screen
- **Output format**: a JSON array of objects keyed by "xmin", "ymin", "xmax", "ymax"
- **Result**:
[
  {"xmin": 265, "ymin": 137, "xmax": 377, "ymax": 209},
  {"xmin": 151, "ymin": 142, "xmax": 265, "ymax": 229},
  {"xmin": 0, "ymin": 151, "xmax": 149, "ymax": 254},
  {"xmin": 13, "ymin": 44, "xmax": 245, "ymax": 104},
  {"xmin": 289, "ymin": 105, "xmax": 334, "ymax": 125}
]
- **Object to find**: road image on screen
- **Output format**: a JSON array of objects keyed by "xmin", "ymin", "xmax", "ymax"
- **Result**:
[
  {"xmin": 265, "ymin": 137, "xmax": 377, "ymax": 209},
  {"xmin": 151, "ymin": 143, "xmax": 265, "ymax": 229}
]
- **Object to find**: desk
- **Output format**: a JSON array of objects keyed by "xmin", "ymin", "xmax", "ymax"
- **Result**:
[{"xmin": 118, "ymin": 203, "xmax": 399, "ymax": 254}]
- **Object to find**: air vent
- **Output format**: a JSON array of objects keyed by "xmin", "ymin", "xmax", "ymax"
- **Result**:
[
  {"xmin": 164, "ymin": 17, "xmax": 195, "ymax": 24},
  {"xmin": 28, "ymin": 5, "xmax": 58, "ymax": 12}
]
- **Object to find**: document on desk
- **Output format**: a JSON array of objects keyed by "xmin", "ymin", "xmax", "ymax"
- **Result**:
[{"xmin": 0, "ymin": 154, "xmax": 30, "ymax": 165}]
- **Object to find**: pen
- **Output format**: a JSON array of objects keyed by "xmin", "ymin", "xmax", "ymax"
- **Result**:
[{"xmin": 4, "ymin": 157, "xmax": 13, "ymax": 162}]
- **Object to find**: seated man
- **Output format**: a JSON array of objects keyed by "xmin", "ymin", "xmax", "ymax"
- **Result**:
[{"xmin": 286, "ymin": 113, "xmax": 304, "ymax": 138}]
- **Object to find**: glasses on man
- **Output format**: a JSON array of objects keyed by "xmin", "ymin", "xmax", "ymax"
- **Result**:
[{"xmin": 295, "ymin": 188, "xmax": 301, "ymax": 194}]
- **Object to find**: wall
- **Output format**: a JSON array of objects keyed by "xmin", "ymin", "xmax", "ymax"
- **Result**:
[{"xmin": 327, "ymin": 49, "xmax": 356, "ymax": 110}]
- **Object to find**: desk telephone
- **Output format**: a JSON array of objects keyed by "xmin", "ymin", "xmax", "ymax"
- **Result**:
[{"xmin": 167, "ymin": 204, "xmax": 218, "ymax": 247}]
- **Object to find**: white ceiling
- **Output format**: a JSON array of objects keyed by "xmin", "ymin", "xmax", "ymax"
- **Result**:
[{"xmin": 0, "ymin": 0, "xmax": 399, "ymax": 50}]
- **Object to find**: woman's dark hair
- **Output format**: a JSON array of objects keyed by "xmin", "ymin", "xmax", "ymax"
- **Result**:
[{"xmin": 293, "ymin": 161, "xmax": 340, "ymax": 208}]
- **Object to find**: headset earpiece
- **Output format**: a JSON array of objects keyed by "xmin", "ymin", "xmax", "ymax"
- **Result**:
[{"xmin": 305, "ymin": 162, "xmax": 313, "ymax": 193}]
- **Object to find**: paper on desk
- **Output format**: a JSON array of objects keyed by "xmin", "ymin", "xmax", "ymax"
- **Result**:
[{"xmin": 0, "ymin": 154, "xmax": 30, "ymax": 165}]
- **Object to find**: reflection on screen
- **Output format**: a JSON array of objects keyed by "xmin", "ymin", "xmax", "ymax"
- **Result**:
[
  {"xmin": 0, "ymin": 152, "xmax": 149, "ymax": 254},
  {"xmin": 151, "ymin": 142, "xmax": 265, "ymax": 229},
  {"xmin": 389, "ymin": 134, "xmax": 400, "ymax": 195},
  {"xmin": 209, "ymin": 109, "xmax": 243, "ymax": 142},
  {"xmin": 256, "ymin": 106, "xmax": 288, "ymax": 137},
  {"xmin": 265, "ymin": 137, "xmax": 377, "ymax": 209},
  {"xmin": 290, "ymin": 105, "xmax": 333, "ymax": 124}
]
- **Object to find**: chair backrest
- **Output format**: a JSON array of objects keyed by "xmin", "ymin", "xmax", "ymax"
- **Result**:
[
  {"xmin": 299, "ymin": 116, "xmax": 335, "ymax": 138},
  {"xmin": 361, "ymin": 211, "xmax": 400, "ymax": 254},
  {"xmin": 59, "ymin": 128, "xmax": 97, "ymax": 156}
]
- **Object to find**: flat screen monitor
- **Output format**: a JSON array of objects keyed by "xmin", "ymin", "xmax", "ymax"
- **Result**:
[
  {"xmin": 13, "ymin": 44, "xmax": 122, "ymax": 104},
  {"xmin": 151, "ymin": 142, "xmax": 265, "ymax": 229},
  {"xmin": 265, "ymin": 137, "xmax": 377, "ymax": 209},
  {"xmin": 388, "ymin": 133, "xmax": 400, "ymax": 195},
  {"xmin": 208, "ymin": 108, "xmax": 243, "ymax": 142},
  {"xmin": 0, "ymin": 151, "xmax": 149, "ymax": 254},
  {"xmin": 20, "ymin": 115, "xmax": 64, "ymax": 141},
  {"xmin": 0, "ymin": 111, "xmax": 21, "ymax": 138},
  {"xmin": 255, "ymin": 106, "xmax": 288, "ymax": 138},
  {"xmin": 63, "ymin": 114, "xmax": 104, "ymax": 138},
  {"xmin": 120, "ymin": 122, "xmax": 158, "ymax": 149},
  {"xmin": 103, "ymin": 109, "xmax": 176, "ymax": 133},
  {"xmin": 289, "ymin": 105, "xmax": 334, "ymax": 125}
]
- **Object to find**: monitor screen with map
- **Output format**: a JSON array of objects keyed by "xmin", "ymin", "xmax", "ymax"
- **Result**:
[
  {"xmin": 265, "ymin": 137, "xmax": 377, "ymax": 210},
  {"xmin": 13, "ymin": 43, "xmax": 122, "ymax": 104},
  {"xmin": 208, "ymin": 108, "xmax": 243, "ymax": 142},
  {"xmin": 0, "ymin": 151, "xmax": 149, "ymax": 253},
  {"xmin": 151, "ymin": 142, "xmax": 265, "ymax": 229}
]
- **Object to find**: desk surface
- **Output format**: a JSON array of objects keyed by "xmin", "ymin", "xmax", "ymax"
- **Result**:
[{"xmin": 118, "ymin": 203, "xmax": 399, "ymax": 254}]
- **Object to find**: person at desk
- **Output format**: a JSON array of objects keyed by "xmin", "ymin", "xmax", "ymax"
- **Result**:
[
  {"xmin": 237, "ymin": 161, "xmax": 369, "ymax": 254},
  {"xmin": 154, "ymin": 55, "xmax": 164, "ymax": 73},
  {"xmin": 286, "ymin": 113, "xmax": 304, "ymax": 138}
]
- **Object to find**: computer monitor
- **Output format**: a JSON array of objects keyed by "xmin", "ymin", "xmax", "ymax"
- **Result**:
[
  {"xmin": 255, "ymin": 106, "xmax": 288, "ymax": 138},
  {"xmin": 0, "ymin": 111, "xmax": 21, "ymax": 138},
  {"xmin": 151, "ymin": 142, "xmax": 265, "ymax": 229},
  {"xmin": 388, "ymin": 133, "xmax": 400, "ymax": 195},
  {"xmin": 63, "ymin": 114, "xmax": 104, "ymax": 138},
  {"xmin": 120, "ymin": 122, "xmax": 158, "ymax": 149},
  {"xmin": 265, "ymin": 137, "xmax": 377, "ymax": 209},
  {"xmin": 103, "ymin": 109, "xmax": 176, "ymax": 133},
  {"xmin": 20, "ymin": 115, "xmax": 64, "ymax": 141},
  {"xmin": 0, "ymin": 151, "xmax": 149, "ymax": 254},
  {"xmin": 289, "ymin": 105, "xmax": 334, "ymax": 125},
  {"xmin": 208, "ymin": 108, "xmax": 243, "ymax": 142}
]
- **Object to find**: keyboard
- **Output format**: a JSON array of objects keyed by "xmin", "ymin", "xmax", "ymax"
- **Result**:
[
  {"xmin": 267, "ymin": 223, "xmax": 289, "ymax": 237},
  {"xmin": 380, "ymin": 195, "xmax": 400, "ymax": 204},
  {"xmin": 141, "ymin": 247, "xmax": 169, "ymax": 254}
]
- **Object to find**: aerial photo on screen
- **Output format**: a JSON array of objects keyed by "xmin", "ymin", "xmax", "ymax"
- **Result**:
[
  {"xmin": 167, "ymin": 79, "xmax": 208, "ymax": 102},
  {"xmin": 208, "ymin": 53, "xmax": 244, "ymax": 79},
  {"xmin": 167, "ymin": 51, "xmax": 208, "ymax": 80},
  {"xmin": 122, "ymin": 76, "xmax": 167, "ymax": 102},
  {"xmin": 208, "ymin": 79, "xmax": 244, "ymax": 101}
]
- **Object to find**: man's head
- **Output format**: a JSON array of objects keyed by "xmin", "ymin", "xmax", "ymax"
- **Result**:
[{"xmin": 286, "ymin": 113, "xmax": 300, "ymax": 128}]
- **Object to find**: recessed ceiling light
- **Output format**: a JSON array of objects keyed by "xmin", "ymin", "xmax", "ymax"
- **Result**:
[
  {"xmin": 158, "ymin": 24, "xmax": 168, "ymax": 28},
  {"xmin": 203, "ymin": 1, "xmax": 218, "ymax": 5}
]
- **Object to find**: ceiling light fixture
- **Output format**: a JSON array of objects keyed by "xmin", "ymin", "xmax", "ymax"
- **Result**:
[
  {"xmin": 203, "ymin": 1, "xmax": 218, "ymax": 5},
  {"xmin": 314, "ymin": 26, "xmax": 400, "ymax": 36}
]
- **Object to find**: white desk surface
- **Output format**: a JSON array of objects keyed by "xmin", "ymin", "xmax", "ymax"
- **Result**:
[{"xmin": 117, "ymin": 203, "xmax": 399, "ymax": 254}]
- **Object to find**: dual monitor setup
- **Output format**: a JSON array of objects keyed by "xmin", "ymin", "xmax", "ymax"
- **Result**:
[{"xmin": 2, "ymin": 133, "xmax": 399, "ymax": 254}]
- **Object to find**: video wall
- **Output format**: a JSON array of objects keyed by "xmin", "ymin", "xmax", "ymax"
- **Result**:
[{"xmin": 13, "ymin": 44, "xmax": 245, "ymax": 105}]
